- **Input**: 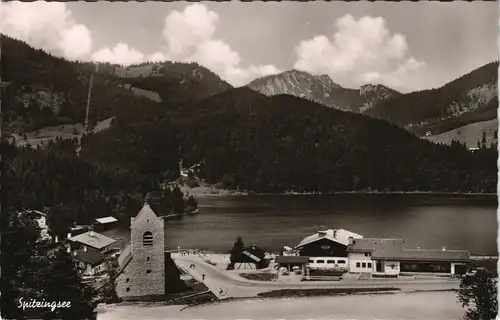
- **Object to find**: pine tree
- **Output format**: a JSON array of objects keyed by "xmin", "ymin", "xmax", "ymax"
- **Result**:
[
  {"xmin": 1, "ymin": 210, "xmax": 43, "ymax": 319},
  {"xmin": 457, "ymin": 267, "xmax": 497, "ymax": 320},
  {"xmin": 186, "ymin": 195, "xmax": 198, "ymax": 210},
  {"xmin": 42, "ymin": 249, "xmax": 97, "ymax": 320},
  {"xmin": 230, "ymin": 236, "xmax": 245, "ymax": 264},
  {"xmin": 481, "ymin": 131, "xmax": 487, "ymax": 149},
  {"xmin": 1, "ymin": 208, "xmax": 97, "ymax": 320},
  {"xmin": 171, "ymin": 185, "xmax": 185, "ymax": 214}
]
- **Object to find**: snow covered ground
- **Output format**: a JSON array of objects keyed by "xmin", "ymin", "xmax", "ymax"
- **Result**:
[{"xmin": 97, "ymin": 291, "xmax": 463, "ymax": 320}]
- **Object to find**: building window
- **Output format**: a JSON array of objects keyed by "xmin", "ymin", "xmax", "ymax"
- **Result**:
[
  {"xmin": 143, "ymin": 232, "xmax": 153, "ymax": 246},
  {"xmin": 126, "ymin": 278, "xmax": 129, "ymax": 283},
  {"xmin": 126, "ymin": 288, "xmax": 130, "ymax": 292},
  {"xmin": 308, "ymin": 259, "xmax": 314, "ymax": 263},
  {"xmin": 338, "ymin": 260, "xmax": 346, "ymax": 264},
  {"xmin": 368, "ymin": 263, "xmax": 372, "ymax": 268},
  {"xmin": 362, "ymin": 262, "xmax": 366, "ymax": 268},
  {"xmin": 146, "ymin": 269, "xmax": 152, "ymax": 274},
  {"xmin": 364, "ymin": 252, "xmax": 371, "ymax": 257},
  {"xmin": 356, "ymin": 262, "xmax": 360, "ymax": 268},
  {"xmin": 147, "ymin": 257, "xmax": 151, "ymax": 262},
  {"xmin": 317, "ymin": 260, "xmax": 325, "ymax": 264},
  {"xmin": 327, "ymin": 260, "xmax": 335, "ymax": 264}
]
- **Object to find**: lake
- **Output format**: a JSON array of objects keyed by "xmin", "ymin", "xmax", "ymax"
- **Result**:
[{"xmin": 110, "ymin": 194, "xmax": 498, "ymax": 255}]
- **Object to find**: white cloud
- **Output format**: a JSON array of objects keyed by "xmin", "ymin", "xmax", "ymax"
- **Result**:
[
  {"xmin": 1, "ymin": 2, "xmax": 279, "ymax": 86},
  {"xmin": 162, "ymin": 4, "xmax": 218, "ymax": 59},
  {"xmin": 1, "ymin": 2, "xmax": 279, "ymax": 84},
  {"xmin": 158, "ymin": 4, "xmax": 281, "ymax": 86},
  {"xmin": 360, "ymin": 57, "xmax": 426, "ymax": 89},
  {"xmin": 59, "ymin": 24, "xmax": 93, "ymax": 60},
  {"xmin": 294, "ymin": 14, "xmax": 425, "ymax": 88},
  {"xmin": 1, "ymin": 1, "xmax": 92, "ymax": 60},
  {"xmin": 92, "ymin": 43, "xmax": 145, "ymax": 66},
  {"xmin": 148, "ymin": 52, "xmax": 168, "ymax": 62}
]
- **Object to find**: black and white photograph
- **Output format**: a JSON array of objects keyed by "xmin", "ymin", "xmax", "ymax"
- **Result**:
[{"xmin": 1, "ymin": 1, "xmax": 498, "ymax": 320}]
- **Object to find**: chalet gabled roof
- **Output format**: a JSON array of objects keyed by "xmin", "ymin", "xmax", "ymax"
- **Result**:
[
  {"xmin": 296, "ymin": 229, "xmax": 363, "ymax": 248},
  {"xmin": 68, "ymin": 231, "xmax": 116, "ymax": 249}
]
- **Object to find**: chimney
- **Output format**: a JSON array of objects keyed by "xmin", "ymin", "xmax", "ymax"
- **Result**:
[
  {"xmin": 348, "ymin": 237, "xmax": 354, "ymax": 245},
  {"xmin": 333, "ymin": 229, "xmax": 337, "ymax": 238},
  {"xmin": 66, "ymin": 246, "xmax": 71, "ymax": 253},
  {"xmin": 417, "ymin": 246, "xmax": 420, "ymax": 250},
  {"xmin": 89, "ymin": 230, "xmax": 94, "ymax": 237},
  {"xmin": 442, "ymin": 246, "xmax": 446, "ymax": 251},
  {"xmin": 54, "ymin": 235, "xmax": 59, "ymax": 243},
  {"xmin": 73, "ymin": 250, "xmax": 77, "ymax": 256},
  {"xmin": 83, "ymin": 246, "xmax": 87, "ymax": 252},
  {"xmin": 67, "ymin": 232, "xmax": 72, "ymax": 239}
]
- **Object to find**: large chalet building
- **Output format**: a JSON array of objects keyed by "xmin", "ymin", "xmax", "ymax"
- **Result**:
[
  {"xmin": 276, "ymin": 228, "xmax": 471, "ymax": 277},
  {"xmin": 296, "ymin": 228, "xmax": 363, "ymax": 270}
]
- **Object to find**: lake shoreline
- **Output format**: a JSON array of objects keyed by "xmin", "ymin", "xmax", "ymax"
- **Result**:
[
  {"xmin": 193, "ymin": 190, "xmax": 497, "ymax": 198},
  {"xmin": 179, "ymin": 179, "xmax": 496, "ymax": 198}
]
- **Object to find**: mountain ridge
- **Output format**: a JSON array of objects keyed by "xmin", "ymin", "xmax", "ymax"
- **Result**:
[
  {"xmin": 365, "ymin": 61, "xmax": 498, "ymax": 136},
  {"xmin": 246, "ymin": 69, "xmax": 401, "ymax": 113}
]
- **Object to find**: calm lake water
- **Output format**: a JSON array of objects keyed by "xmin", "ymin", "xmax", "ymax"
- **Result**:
[{"xmin": 110, "ymin": 194, "xmax": 498, "ymax": 255}]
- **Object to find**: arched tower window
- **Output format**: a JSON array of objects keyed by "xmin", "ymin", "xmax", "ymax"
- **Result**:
[{"xmin": 143, "ymin": 231, "xmax": 153, "ymax": 246}]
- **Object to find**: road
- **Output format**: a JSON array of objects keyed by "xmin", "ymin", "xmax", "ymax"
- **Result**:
[{"xmin": 173, "ymin": 254, "xmax": 461, "ymax": 299}]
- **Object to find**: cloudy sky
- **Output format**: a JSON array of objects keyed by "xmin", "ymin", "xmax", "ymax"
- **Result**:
[{"xmin": 1, "ymin": 1, "xmax": 497, "ymax": 92}]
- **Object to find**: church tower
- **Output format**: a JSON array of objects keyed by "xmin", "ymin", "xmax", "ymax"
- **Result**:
[{"xmin": 115, "ymin": 203, "xmax": 165, "ymax": 298}]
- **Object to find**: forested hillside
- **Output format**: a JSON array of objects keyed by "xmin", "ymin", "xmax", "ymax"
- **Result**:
[
  {"xmin": 124, "ymin": 62, "xmax": 233, "ymax": 105},
  {"xmin": 81, "ymin": 87, "xmax": 497, "ymax": 194},
  {"xmin": 366, "ymin": 62, "xmax": 498, "ymax": 136},
  {"xmin": 2, "ymin": 35, "xmax": 156, "ymax": 134},
  {"xmin": 2, "ymin": 35, "xmax": 232, "ymax": 135}
]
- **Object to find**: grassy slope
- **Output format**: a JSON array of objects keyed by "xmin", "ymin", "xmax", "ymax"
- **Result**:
[{"xmin": 424, "ymin": 119, "xmax": 498, "ymax": 149}]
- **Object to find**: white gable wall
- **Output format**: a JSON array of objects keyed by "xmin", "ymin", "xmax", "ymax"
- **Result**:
[{"xmin": 348, "ymin": 252, "xmax": 374, "ymax": 273}]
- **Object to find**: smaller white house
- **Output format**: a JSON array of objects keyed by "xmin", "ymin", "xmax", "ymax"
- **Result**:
[
  {"xmin": 347, "ymin": 238, "xmax": 470, "ymax": 276},
  {"xmin": 94, "ymin": 216, "xmax": 118, "ymax": 232}
]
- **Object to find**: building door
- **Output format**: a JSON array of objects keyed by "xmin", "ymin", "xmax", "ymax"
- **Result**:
[
  {"xmin": 376, "ymin": 261, "xmax": 383, "ymax": 273},
  {"xmin": 454, "ymin": 264, "xmax": 467, "ymax": 275}
]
